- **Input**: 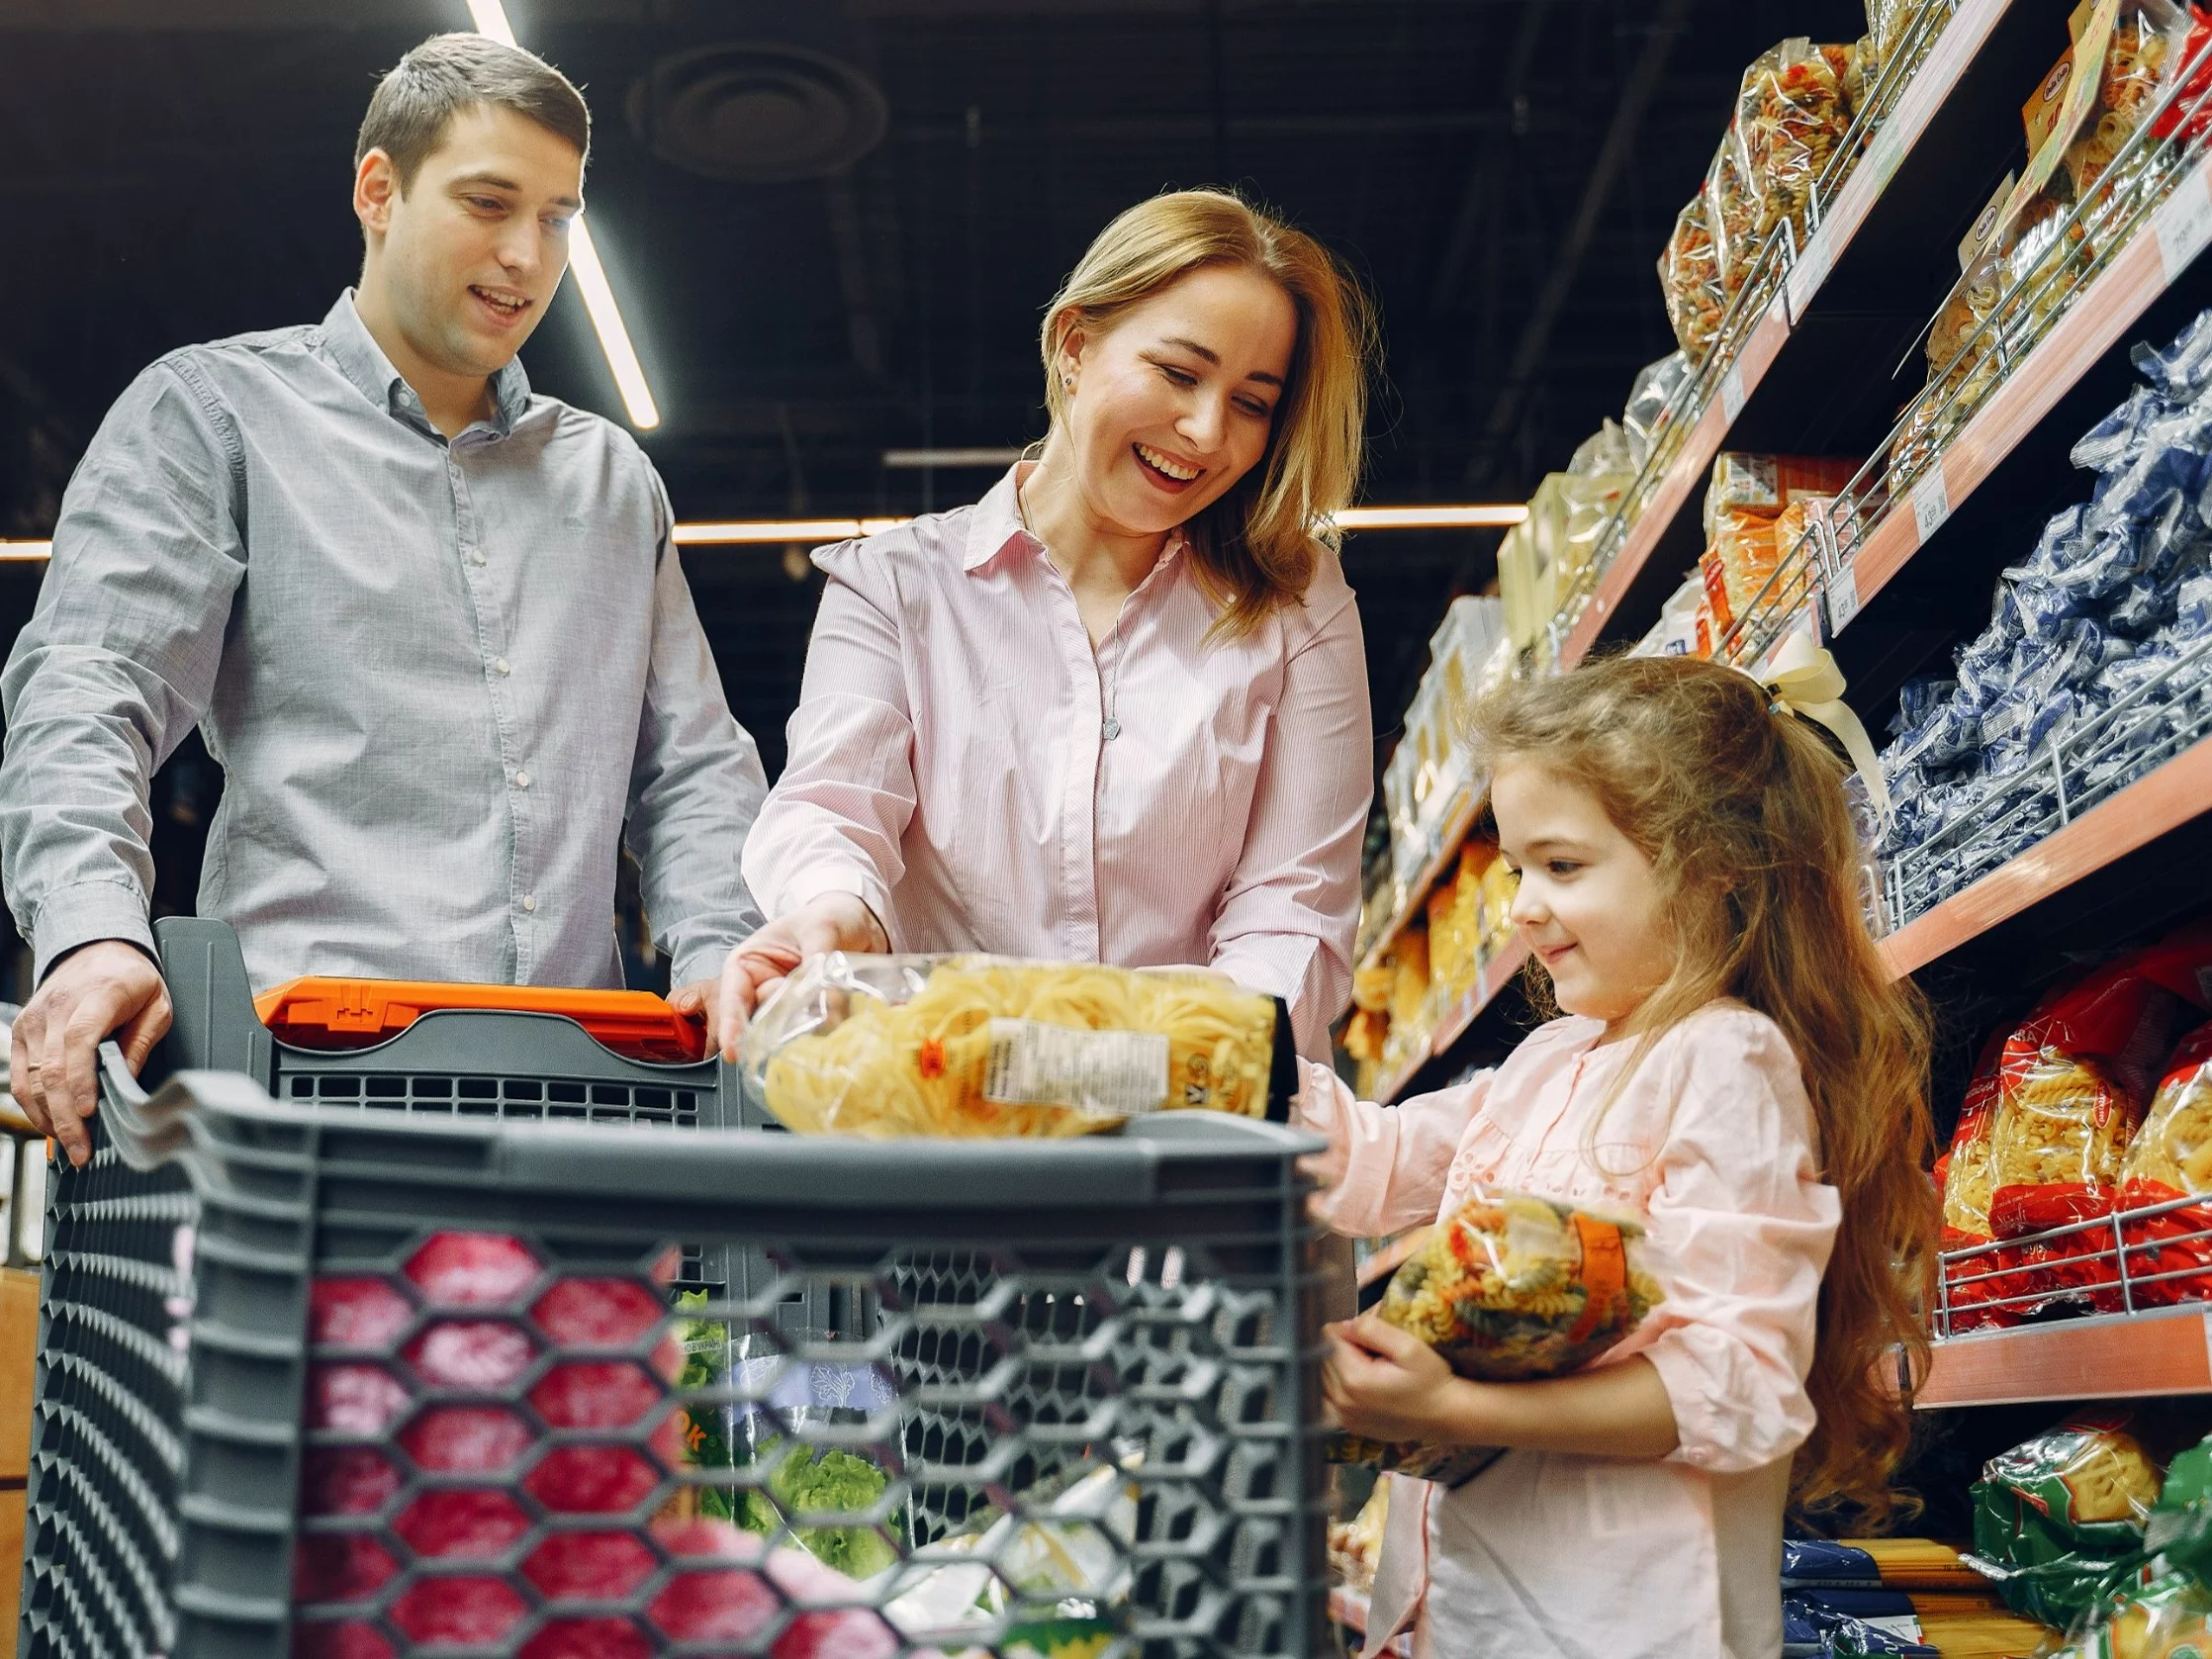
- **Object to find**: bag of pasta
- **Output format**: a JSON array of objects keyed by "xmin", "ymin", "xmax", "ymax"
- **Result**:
[
  {"xmin": 1967, "ymin": 1412, "xmax": 2163, "ymax": 1628},
  {"xmin": 742, "ymin": 953, "xmax": 1291, "ymax": 1139},
  {"xmin": 2118, "ymin": 1023, "xmax": 2212, "ymax": 1308},
  {"xmin": 1328, "ymin": 1189, "xmax": 1663, "ymax": 1488},
  {"xmin": 1963, "ymin": 926, "xmax": 2212, "ymax": 1314},
  {"xmin": 1737, "ymin": 39, "xmax": 1857, "ymax": 240},
  {"xmin": 1659, "ymin": 189, "xmax": 1724, "ymax": 364}
]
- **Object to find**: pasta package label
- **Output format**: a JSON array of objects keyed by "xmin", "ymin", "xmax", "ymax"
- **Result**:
[
  {"xmin": 1328, "ymin": 1190, "xmax": 1661, "ymax": 1488},
  {"xmin": 982, "ymin": 1019, "xmax": 1168, "ymax": 1118},
  {"xmin": 743, "ymin": 953, "xmax": 1291, "ymax": 1140}
]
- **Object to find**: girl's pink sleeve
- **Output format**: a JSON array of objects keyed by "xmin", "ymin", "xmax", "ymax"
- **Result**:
[
  {"xmin": 1291, "ymin": 1060, "xmax": 1489, "ymax": 1238},
  {"xmin": 1631, "ymin": 1009, "xmax": 1843, "ymax": 1476}
]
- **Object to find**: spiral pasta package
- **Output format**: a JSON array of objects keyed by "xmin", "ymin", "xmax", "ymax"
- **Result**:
[
  {"xmin": 2117, "ymin": 1023, "xmax": 2212, "ymax": 1307},
  {"xmin": 1329, "ymin": 1189, "xmax": 1663, "ymax": 1488},
  {"xmin": 741, "ymin": 954, "xmax": 1292, "ymax": 1139}
]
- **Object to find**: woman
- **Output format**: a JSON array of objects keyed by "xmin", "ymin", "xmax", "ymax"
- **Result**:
[{"xmin": 720, "ymin": 188, "xmax": 1377, "ymax": 1059}]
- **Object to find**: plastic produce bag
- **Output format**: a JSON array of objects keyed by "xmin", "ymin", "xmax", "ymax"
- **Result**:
[
  {"xmin": 1328, "ymin": 1189, "xmax": 1663, "ymax": 1487},
  {"xmin": 1967, "ymin": 1412, "xmax": 2162, "ymax": 1628},
  {"xmin": 742, "ymin": 954, "xmax": 1289, "ymax": 1139}
]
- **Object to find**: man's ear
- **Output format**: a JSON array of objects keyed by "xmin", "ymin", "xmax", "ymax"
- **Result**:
[{"xmin": 354, "ymin": 148, "xmax": 400, "ymax": 240}]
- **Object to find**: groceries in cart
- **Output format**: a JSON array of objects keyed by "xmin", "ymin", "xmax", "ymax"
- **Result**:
[
  {"xmin": 1329, "ymin": 1189, "xmax": 1663, "ymax": 1486},
  {"xmin": 741, "ymin": 953, "xmax": 1289, "ymax": 1138}
]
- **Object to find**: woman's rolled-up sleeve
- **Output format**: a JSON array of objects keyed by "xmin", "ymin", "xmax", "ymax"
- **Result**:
[
  {"xmin": 741, "ymin": 545, "xmax": 917, "ymax": 934},
  {"xmin": 1633, "ymin": 1011, "xmax": 1842, "ymax": 1476},
  {"xmin": 1293, "ymin": 1060, "xmax": 1489, "ymax": 1239}
]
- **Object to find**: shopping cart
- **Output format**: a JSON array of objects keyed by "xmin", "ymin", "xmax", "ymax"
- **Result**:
[{"xmin": 20, "ymin": 922, "xmax": 1330, "ymax": 1658}]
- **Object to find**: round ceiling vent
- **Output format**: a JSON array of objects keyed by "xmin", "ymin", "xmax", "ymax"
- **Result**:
[{"xmin": 628, "ymin": 42, "xmax": 889, "ymax": 184}]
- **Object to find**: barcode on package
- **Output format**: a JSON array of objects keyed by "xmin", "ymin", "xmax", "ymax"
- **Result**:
[{"xmin": 984, "ymin": 1018, "xmax": 1170, "ymax": 1117}]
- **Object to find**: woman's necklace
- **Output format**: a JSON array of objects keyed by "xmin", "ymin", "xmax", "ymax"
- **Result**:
[{"xmin": 1018, "ymin": 473, "xmax": 1128, "ymax": 743}]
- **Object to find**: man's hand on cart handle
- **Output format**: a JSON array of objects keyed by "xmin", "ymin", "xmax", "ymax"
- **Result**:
[
  {"xmin": 10, "ymin": 939, "xmax": 171, "ymax": 1168},
  {"xmin": 712, "ymin": 893, "xmax": 890, "ymax": 1060}
]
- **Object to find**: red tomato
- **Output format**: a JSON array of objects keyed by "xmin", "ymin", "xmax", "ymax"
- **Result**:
[
  {"xmin": 298, "ymin": 1448, "xmax": 402, "ymax": 1518},
  {"xmin": 291, "ymin": 1534, "xmax": 397, "ymax": 1604},
  {"xmin": 306, "ymin": 1364, "xmax": 409, "ymax": 1435},
  {"xmin": 386, "ymin": 1575, "xmax": 528, "ymax": 1644},
  {"xmin": 309, "ymin": 1279, "xmax": 414, "ymax": 1350},
  {"xmin": 528, "ymin": 1361, "xmax": 661, "ymax": 1430},
  {"xmin": 529, "ymin": 1278, "xmax": 663, "ymax": 1346},
  {"xmin": 404, "ymin": 1321, "xmax": 536, "ymax": 1389},
  {"xmin": 520, "ymin": 1530, "xmax": 657, "ymax": 1600},
  {"xmin": 515, "ymin": 1617, "xmax": 653, "ymax": 1659},
  {"xmin": 399, "ymin": 1406, "xmax": 534, "ymax": 1474},
  {"xmin": 392, "ymin": 1490, "xmax": 531, "ymax": 1559}
]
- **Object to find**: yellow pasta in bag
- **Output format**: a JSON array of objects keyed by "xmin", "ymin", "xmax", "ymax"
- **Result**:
[
  {"xmin": 2122, "ymin": 1024, "xmax": 2212, "ymax": 1195},
  {"xmin": 743, "ymin": 954, "xmax": 1288, "ymax": 1139}
]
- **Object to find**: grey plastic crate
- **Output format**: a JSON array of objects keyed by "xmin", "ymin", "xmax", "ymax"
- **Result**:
[{"xmin": 22, "ymin": 1050, "xmax": 1330, "ymax": 1659}]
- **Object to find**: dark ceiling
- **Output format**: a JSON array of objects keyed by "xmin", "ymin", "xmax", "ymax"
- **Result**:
[{"xmin": 0, "ymin": 0, "xmax": 1865, "ymax": 782}]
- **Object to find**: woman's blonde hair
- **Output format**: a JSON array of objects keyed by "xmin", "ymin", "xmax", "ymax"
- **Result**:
[
  {"xmin": 1040, "ymin": 188, "xmax": 1377, "ymax": 638},
  {"xmin": 1470, "ymin": 653, "xmax": 1937, "ymax": 1524}
]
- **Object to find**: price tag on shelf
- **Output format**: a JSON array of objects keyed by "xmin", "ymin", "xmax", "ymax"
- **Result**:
[
  {"xmin": 1786, "ymin": 230, "xmax": 1832, "ymax": 324},
  {"xmin": 1825, "ymin": 555, "xmax": 1861, "ymax": 633},
  {"xmin": 1720, "ymin": 362, "xmax": 1747, "ymax": 423},
  {"xmin": 1911, "ymin": 465, "xmax": 1952, "ymax": 544},
  {"xmin": 2156, "ymin": 159, "xmax": 2212, "ymax": 284}
]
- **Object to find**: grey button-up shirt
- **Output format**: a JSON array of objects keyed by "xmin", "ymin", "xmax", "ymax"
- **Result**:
[{"xmin": 1, "ymin": 291, "xmax": 766, "ymax": 992}]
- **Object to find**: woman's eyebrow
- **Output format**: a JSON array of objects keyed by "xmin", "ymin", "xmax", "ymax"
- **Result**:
[{"xmin": 1160, "ymin": 335, "xmax": 1286, "ymax": 388}]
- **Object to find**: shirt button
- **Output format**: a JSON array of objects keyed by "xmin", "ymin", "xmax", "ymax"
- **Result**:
[
  {"xmin": 514, "ymin": 770, "xmax": 532, "ymax": 789},
  {"xmin": 469, "ymin": 549, "xmax": 487, "ymax": 567},
  {"xmin": 521, "ymin": 893, "xmax": 537, "ymax": 913},
  {"xmin": 494, "ymin": 658, "xmax": 511, "ymax": 676}
]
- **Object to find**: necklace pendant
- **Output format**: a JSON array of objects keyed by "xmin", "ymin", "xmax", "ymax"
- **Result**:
[{"xmin": 1102, "ymin": 718, "xmax": 1122, "ymax": 741}]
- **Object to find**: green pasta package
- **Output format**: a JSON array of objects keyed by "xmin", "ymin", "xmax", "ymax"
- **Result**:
[
  {"xmin": 740, "ymin": 952, "xmax": 1295, "ymax": 1139},
  {"xmin": 1331, "ymin": 1189, "xmax": 1664, "ymax": 1488}
]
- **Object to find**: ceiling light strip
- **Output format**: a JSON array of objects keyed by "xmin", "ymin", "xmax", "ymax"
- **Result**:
[{"xmin": 464, "ymin": 0, "xmax": 660, "ymax": 431}]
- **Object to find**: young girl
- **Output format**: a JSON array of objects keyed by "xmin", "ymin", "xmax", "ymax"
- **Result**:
[{"xmin": 1305, "ymin": 652, "xmax": 1936, "ymax": 1659}]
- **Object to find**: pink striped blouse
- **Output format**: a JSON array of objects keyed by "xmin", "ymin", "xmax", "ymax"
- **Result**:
[{"xmin": 740, "ymin": 464, "xmax": 1373, "ymax": 1055}]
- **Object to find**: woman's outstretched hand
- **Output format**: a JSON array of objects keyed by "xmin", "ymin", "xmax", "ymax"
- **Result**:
[{"xmin": 704, "ymin": 892, "xmax": 890, "ymax": 1060}]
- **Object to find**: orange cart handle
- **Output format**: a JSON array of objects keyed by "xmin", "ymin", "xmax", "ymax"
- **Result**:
[{"xmin": 253, "ymin": 977, "xmax": 706, "ymax": 1063}]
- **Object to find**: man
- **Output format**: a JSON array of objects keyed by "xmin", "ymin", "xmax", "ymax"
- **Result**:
[{"xmin": 0, "ymin": 34, "xmax": 767, "ymax": 1164}]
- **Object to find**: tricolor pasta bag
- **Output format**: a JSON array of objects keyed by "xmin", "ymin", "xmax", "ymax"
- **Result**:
[
  {"xmin": 1967, "ymin": 1412, "xmax": 2164, "ymax": 1628},
  {"xmin": 742, "ymin": 954, "xmax": 1291, "ymax": 1139},
  {"xmin": 1328, "ymin": 1190, "xmax": 1663, "ymax": 1488},
  {"xmin": 2117, "ymin": 1023, "xmax": 2212, "ymax": 1308},
  {"xmin": 1735, "ymin": 39, "xmax": 1859, "ymax": 241}
]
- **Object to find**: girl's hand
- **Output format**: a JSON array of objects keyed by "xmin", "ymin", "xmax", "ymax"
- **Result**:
[{"xmin": 1322, "ymin": 1315, "xmax": 1473, "ymax": 1444}]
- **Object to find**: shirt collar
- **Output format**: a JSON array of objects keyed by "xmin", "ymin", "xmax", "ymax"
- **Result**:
[
  {"xmin": 962, "ymin": 461, "xmax": 1191, "ymax": 578},
  {"xmin": 319, "ymin": 288, "xmax": 531, "ymax": 438}
]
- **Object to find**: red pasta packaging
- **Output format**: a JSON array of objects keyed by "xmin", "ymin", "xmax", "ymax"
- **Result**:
[
  {"xmin": 1940, "ymin": 926, "xmax": 2212, "ymax": 1324},
  {"xmin": 2117, "ymin": 1022, "xmax": 2212, "ymax": 1307}
]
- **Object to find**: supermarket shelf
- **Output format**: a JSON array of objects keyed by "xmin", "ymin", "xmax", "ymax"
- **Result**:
[
  {"xmin": 1917, "ymin": 1304, "xmax": 2212, "ymax": 1409},
  {"xmin": 1882, "ymin": 735, "xmax": 2212, "ymax": 979},
  {"xmin": 1373, "ymin": 936, "xmax": 1534, "ymax": 1107},
  {"xmin": 1559, "ymin": 0, "xmax": 2049, "ymax": 662},
  {"xmin": 1355, "ymin": 783, "xmax": 1483, "ymax": 980},
  {"xmin": 1356, "ymin": 1226, "xmax": 1431, "ymax": 1293},
  {"xmin": 1843, "ymin": 155, "xmax": 2212, "ymax": 625},
  {"xmin": 1429, "ymin": 937, "xmax": 1533, "ymax": 1064}
]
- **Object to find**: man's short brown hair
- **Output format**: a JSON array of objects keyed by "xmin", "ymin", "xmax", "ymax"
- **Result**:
[{"xmin": 356, "ymin": 33, "xmax": 591, "ymax": 191}]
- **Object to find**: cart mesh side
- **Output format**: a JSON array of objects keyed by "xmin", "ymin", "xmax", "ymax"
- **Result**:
[{"xmin": 22, "ymin": 1064, "xmax": 1328, "ymax": 1659}]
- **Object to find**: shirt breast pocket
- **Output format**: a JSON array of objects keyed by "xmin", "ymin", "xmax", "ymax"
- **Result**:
[{"xmin": 1440, "ymin": 1118, "xmax": 1518, "ymax": 1211}]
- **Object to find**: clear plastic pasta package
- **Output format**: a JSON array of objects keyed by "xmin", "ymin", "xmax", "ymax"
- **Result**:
[
  {"xmin": 1328, "ymin": 1189, "xmax": 1663, "ymax": 1488},
  {"xmin": 1659, "ymin": 182, "xmax": 1725, "ymax": 364},
  {"xmin": 1967, "ymin": 1411, "xmax": 2165, "ymax": 1629},
  {"xmin": 1736, "ymin": 38, "xmax": 1859, "ymax": 241},
  {"xmin": 741, "ymin": 953, "xmax": 1294, "ymax": 1139},
  {"xmin": 2116, "ymin": 1023, "xmax": 2212, "ymax": 1307},
  {"xmin": 1621, "ymin": 350, "xmax": 1694, "ymax": 469}
]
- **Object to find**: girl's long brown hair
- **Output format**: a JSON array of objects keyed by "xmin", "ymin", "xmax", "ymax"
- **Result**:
[
  {"xmin": 1040, "ymin": 188, "xmax": 1377, "ymax": 639},
  {"xmin": 1470, "ymin": 653, "xmax": 1936, "ymax": 1523}
]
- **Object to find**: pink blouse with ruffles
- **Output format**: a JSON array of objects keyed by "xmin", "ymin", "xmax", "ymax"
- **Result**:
[{"xmin": 1298, "ymin": 1001, "xmax": 1841, "ymax": 1659}]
